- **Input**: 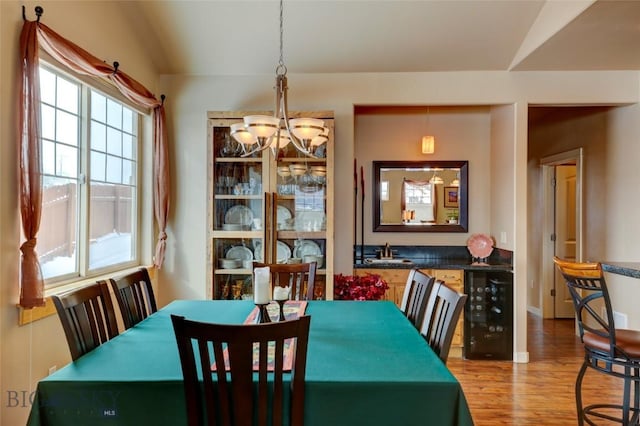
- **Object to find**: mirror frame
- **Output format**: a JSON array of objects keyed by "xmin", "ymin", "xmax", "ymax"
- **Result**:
[{"xmin": 372, "ymin": 160, "xmax": 469, "ymax": 233}]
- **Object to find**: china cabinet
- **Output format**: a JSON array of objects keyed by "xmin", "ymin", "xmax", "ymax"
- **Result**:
[{"xmin": 207, "ymin": 111, "xmax": 334, "ymax": 301}]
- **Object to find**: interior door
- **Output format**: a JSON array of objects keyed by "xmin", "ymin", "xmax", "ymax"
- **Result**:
[{"xmin": 554, "ymin": 165, "xmax": 577, "ymax": 319}]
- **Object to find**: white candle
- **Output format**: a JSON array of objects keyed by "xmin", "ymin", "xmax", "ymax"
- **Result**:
[
  {"xmin": 273, "ymin": 285, "xmax": 290, "ymax": 301},
  {"xmin": 253, "ymin": 267, "xmax": 271, "ymax": 304}
]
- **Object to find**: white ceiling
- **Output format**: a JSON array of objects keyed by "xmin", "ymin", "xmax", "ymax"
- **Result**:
[{"xmin": 121, "ymin": 0, "xmax": 640, "ymax": 76}]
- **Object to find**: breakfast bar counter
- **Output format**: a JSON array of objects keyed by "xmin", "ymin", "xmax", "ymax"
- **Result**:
[{"xmin": 601, "ymin": 262, "xmax": 640, "ymax": 279}]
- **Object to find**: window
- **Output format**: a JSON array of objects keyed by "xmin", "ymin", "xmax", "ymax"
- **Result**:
[
  {"xmin": 38, "ymin": 66, "xmax": 139, "ymax": 284},
  {"xmin": 404, "ymin": 182, "xmax": 434, "ymax": 222},
  {"xmin": 380, "ymin": 181, "xmax": 389, "ymax": 201}
]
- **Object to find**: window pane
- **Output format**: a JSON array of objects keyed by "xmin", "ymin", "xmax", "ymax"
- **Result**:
[
  {"xmin": 40, "ymin": 176, "xmax": 78, "ymax": 279},
  {"xmin": 41, "ymin": 105, "xmax": 55, "ymax": 140},
  {"xmin": 89, "ymin": 183, "xmax": 135, "ymax": 269},
  {"xmin": 91, "ymin": 151, "xmax": 106, "ymax": 182},
  {"xmin": 42, "ymin": 140, "xmax": 55, "ymax": 175},
  {"xmin": 122, "ymin": 133, "xmax": 133, "ymax": 159},
  {"xmin": 56, "ymin": 144, "xmax": 78, "ymax": 178},
  {"xmin": 56, "ymin": 110, "xmax": 78, "ymax": 146},
  {"xmin": 122, "ymin": 107, "xmax": 133, "ymax": 133},
  {"xmin": 56, "ymin": 77, "xmax": 78, "ymax": 114},
  {"xmin": 106, "ymin": 127, "xmax": 122, "ymax": 156},
  {"xmin": 38, "ymin": 67, "xmax": 140, "ymax": 284},
  {"xmin": 106, "ymin": 155, "xmax": 122, "ymax": 184},
  {"xmin": 91, "ymin": 92, "xmax": 106, "ymax": 122},
  {"xmin": 40, "ymin": 68, "xmax": 56, "ymax": 105},
  {"xmin": 106, "ymin": 98, "xmax": 122, "ymax": 128},
  {"xmin": 122, "ymin": 159, "xmax": 135, "ymax": 185},
  {"xmin": 91, "ymin": 121, "xmax": 106, "ymax": 152}
]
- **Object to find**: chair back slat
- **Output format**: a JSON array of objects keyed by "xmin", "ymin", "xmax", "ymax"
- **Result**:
[
  {"xmin": 109, "ymin": 267, "xmax": 157, "ymax": 329},
  {"xmin": 171, "ymin": 314, "xmax": 311, "ymax": 426},
  {"xmin": 52, "ymin": 281, "xmax": 118, "ymax": 361},
  {"xmin": 254, "ymin": 262, "xmax": 318, "ymax": 300},
  {"xmin": 400, "ymin": 268, "xmax": 436, "ymax": 329},
  {"xmin": 420, "ymin": 281, "xmax": 467, "ymax": 364}
]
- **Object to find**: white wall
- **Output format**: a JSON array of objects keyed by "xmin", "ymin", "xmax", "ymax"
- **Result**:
[
  {"xmin": 1, "ymin": 1, "xmax": 159, "ymax": 424},
  {"xmin": 354, "ymin": 105, "xmax": 492, "ymax": 247}
]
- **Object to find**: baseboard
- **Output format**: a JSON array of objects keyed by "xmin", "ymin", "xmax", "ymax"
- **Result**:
[
  {"xmin": 527, "ymin": 306, "xmax": 542, "ymax": 316},
  {"xmin": 513, "ymin": 351, "xmax": 529, "ymax": 363}
]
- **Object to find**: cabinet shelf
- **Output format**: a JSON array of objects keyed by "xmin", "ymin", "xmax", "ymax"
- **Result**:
[
  {"xmin": 277, "ymin": 157, "xmax": 327, "ymax": 164},
  {"xmin": 215, "ymin": 194, "xmax": 262, "ymax": 200},
  {"xmin": 211, "ymin": 230, "xmax": 262, "ymax": 238},
  {"xmin": 215, "ymin": 157, "xmax": 262, "ymax": 163},
  {"xmin": 277, "ymin": 230, "xmax": 326, "ymax": 239}
]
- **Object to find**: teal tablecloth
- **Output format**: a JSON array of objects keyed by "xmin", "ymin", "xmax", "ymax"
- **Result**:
[{"xmin": 27, "ymin": 300, "xmax": 473, "ymax": 426}]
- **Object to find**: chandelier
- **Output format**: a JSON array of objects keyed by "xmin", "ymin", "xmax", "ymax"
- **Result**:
[{"xmin": 231, "ymin": 0, "xmax": 328, "ymax": 158}]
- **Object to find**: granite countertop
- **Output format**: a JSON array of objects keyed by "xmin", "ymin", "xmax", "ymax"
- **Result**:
[
  {"xmin": 353, "ymin": 258, "xmax": 513, "ymax": 272},
  {"xmin": 601, "ymin": 262, "xmax": 640, "ymax": 279}
]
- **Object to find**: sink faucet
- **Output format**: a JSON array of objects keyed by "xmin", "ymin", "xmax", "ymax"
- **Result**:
[{"xmin": 379, "ymin": 242, "xmax": 393, "ymax": 259}]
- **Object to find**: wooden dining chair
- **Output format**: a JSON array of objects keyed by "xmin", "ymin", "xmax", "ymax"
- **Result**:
[
  {"xmin": 52, "ymin": 280, "xmax": 119, "ymax": 361},
  {"xmin": 554, "ymin": 256, "xmax": 640, "ymax": 425},
  {"xmin": 171, "ymin": 314, "xmax": 311, "ymax": 426},
  {"xmin": 109, "ymin": 267, "xmax": 157, "ymax": 329},
  {"xmin": 254, "ymin": 262, "xmax": 318, "ymax": 300},
  {"xmin": 399, "ymin": 268, "xmax": 436, "ymax": 329},
  {"xmin": 419, "ymin": 280, "xmax": 467, "ymax": 364}
]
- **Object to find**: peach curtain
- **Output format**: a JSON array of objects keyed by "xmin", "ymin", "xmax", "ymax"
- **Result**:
[{"xmin": 18, "ymin": 19, "xmax": 170, "ymax": 308}]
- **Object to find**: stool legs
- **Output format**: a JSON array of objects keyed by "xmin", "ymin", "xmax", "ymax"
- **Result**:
[{"xmin": 576, "ymin": 361, "xmax": 588, "ymax": 426}]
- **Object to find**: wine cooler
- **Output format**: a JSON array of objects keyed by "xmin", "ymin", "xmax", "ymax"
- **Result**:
[{"xmin": 464, "ymin": 270, "xmax": 513, "ymax": 360}]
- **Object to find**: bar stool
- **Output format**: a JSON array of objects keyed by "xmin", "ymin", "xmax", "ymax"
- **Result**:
[{"xmin": 554, "ymin": 257, "xmax": 640, "ymax": 425}]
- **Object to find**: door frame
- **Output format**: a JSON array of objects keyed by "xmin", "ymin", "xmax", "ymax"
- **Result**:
[{"xmin": 540, "ymin": 148, "xmax": 584, "ymax": 319}]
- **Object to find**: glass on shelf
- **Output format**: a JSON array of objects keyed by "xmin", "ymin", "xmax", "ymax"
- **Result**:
[{"xmin": 215, "ymin": 163, "xmax": 262, "ymax": 196}]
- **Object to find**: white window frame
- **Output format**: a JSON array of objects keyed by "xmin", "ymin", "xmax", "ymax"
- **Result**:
[{"xmin": 37, "ymin": 63, "xmax": 144, "ymax": 289}]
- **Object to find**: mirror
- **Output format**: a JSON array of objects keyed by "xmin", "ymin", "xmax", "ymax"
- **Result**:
[{"xmin": 373, "ymin": 160, "xmax": 468, "ymax": 232}]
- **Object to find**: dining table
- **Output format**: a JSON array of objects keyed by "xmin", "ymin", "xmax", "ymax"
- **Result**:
[{"xmin": 27, "ymin": 300, "xmax": 474, "ymax": 426}]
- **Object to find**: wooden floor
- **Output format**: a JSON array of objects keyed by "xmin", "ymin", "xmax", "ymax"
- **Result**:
[{"xmin": 447, "ymin": 313, "xmax": 625, "ymax": 425}]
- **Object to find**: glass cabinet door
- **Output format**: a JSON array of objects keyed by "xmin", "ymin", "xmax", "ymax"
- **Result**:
[{"xmin": 207, "ymin": 112, "xmax": 334, "ymax": 300}]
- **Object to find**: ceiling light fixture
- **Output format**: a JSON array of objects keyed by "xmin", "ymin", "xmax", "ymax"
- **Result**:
[
  {"xmin": 231, "ymin": 0, "xmax": 326, "ymax": 158},
  {"xmin": 429, "ymin": 169, "xmax": 443, "ymax": 185},
  {"xmin": 421, "ymin": 106, "xmax": 435, "ymax": 154}
]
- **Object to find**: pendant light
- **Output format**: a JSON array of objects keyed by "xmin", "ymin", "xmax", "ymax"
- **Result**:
[{"xmin": 421, "ymin": 107, "xmax": 435, "ymax": 154}]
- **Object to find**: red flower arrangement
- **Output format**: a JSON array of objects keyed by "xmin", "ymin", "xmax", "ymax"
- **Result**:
[{"xmin": 333, "ymin": 273, "xmax": 389, "ymax": 301}]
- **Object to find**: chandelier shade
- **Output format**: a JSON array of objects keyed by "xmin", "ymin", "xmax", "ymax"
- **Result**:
[
  {"xmin": 230, "ymin": 123, "xmax": 256, "ymax": 145},
  {"xmin": 244, "ymin": 115, "xmax": 280, "ymax": 139}
]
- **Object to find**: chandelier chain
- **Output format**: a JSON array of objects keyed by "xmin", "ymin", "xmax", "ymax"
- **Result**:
[{"xmin": 277, "ymin": 0, "xmax": 286, "ymax": 74}]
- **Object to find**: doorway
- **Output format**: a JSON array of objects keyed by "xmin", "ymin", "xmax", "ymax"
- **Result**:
[{"xmin": 541, "ymin": 149, "xmax": 583, "ymax": 319}]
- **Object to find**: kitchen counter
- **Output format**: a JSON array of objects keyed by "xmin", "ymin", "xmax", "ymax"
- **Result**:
[
  {"xmin": 353, "ymin": 245, "xmax": 513, "ymax": 273},
  {"xmin": 353, "ymin": 258, "xmax": 512, "ymax": 272},
  {"xmin": 601, "ymin": 262, "xmax": 640, "ymax": 279}
]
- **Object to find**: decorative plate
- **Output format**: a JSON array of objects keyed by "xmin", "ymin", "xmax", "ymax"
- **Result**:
[
  {"xmin": 293, "ymin": 240, "xmax": 322, "ymax": 259},
  {"xmin": 253, "ymin": 242, "xmax": 263, "ymax": 262},
  {"xmin": 251, "ymin": 241, "xmax": 291, "ymax": 263},
  {"xmin": 467, "ymin": 234, "xmax": 494, "ymax": 259},
  {"xmin": 277, "ymin": 240, "xmax": 292, "ymax": 264},
  {"xmin": 225, "ymin": 205, "xmax": 253, "ymax": 226},
  {"xmin": 277, "ymin": 205, "xmax": 292, "ymax": 228},
  {"xmin": 226, "ymin": 245, "xmax": 253, "ymax": 261}
]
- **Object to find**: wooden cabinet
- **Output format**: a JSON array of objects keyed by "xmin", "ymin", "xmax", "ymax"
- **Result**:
[
  {"xmin": 354, "ymin": 267, "xmax": 466, "ymax": 359},
  {"xmin": 207, "ymin": 111, "xmax": 334, "ymax": 300},
  {"xmin": 432, "ymin": 269, "xmax": 465, "ymax": 358},
  {"xmin": 354, "ymin": 268, "xmax": 410, "ymax": 306}
]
